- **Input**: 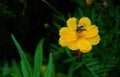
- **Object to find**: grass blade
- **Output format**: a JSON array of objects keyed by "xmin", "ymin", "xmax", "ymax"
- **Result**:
[
  {"xmin": 33, "ymin": 39, "xmax": 44, "ymax": 77},
  {"xmin": 11, "ymin": 34, "xmax": 32, "ymax": 77},
  {"xmin": 12, "ymin": 60, "xmax": 22, "ymax": 77},
  {"xmin": 2, "ymin": 62, "xmax": 11, "ymax": 76},
  {"xmin": 44, "ymin": 53, "xmax": 54, "ymax": 77}
]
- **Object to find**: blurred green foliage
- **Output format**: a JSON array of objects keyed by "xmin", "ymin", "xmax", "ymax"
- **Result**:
[{"xmin": 0, "ymin": 0, "xmax": 120, "ymax": 77}]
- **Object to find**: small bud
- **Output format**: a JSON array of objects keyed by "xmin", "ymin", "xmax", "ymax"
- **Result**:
[{"xmin": 86, "ymin": 0, "xmax": 93, "ymax": 6}]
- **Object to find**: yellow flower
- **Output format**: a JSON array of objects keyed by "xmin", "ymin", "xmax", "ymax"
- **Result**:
[{"xmin": 59, "ymin": 17, "xmax": 100, "ymax": 53}]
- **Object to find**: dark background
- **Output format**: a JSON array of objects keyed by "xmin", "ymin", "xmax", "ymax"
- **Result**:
[{"xmin": 0, "ymin": 0, "xmax": 77, "ymax": 64}]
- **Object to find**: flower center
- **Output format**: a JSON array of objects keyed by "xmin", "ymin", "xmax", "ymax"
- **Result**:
[
  {"xmin": 76, "ymin": 26, "xmax": 86, "ymax": 38},
  {"xmin": 75, "ymin": 20, "xmax": 87, "ymax": 38}
]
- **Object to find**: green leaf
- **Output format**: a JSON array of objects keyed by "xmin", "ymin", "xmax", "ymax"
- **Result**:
[
  {"xmin": 67, "ymin": 58, "xmax": 76, "ymax": 77},
  {"xmin": 74, "ymin": 62, "xmax": 83, "ymax": 70},
  {"xmin": 33, "ymin": 39, "xmax": 44, "ymax": 77},
  {"xmin": 20, "ymin": 61, "xmax": 28, "ymax": 77},
  {"xmin": 67, "ymin": 12, "xmax": 71, "ymax": 18},
  {"xmin": 65, "ymin": 48, "xmax": 73, "ymax": 58},
  {"xmin": 52, "ymin": 21, "xmax": 61, "ymax": 30},
  {"xmin": 82, "ymin": 53, "xmax": 100, "ymax": 77},
  {"xmin": 91, "ymin": 10, "xmax": 97, "ymax": 23},
  {"xmin": 11, "ymin": 34, "xmax": 32, "ymax": 77},
  {"xmin": 12, "ymin": 60, "xmax": 22, "ymax": 77},
  {"xmin": 87, "ymin": 60, "xmax": 99, "ymax": 66},
  {"xmin": 53, "ymin": 14, "xmax": 66, "ymax": 22},
  {"xmin": 74, "ymin": 8, "xmax": 84, "ymax": 19},
  {"xmin": 85, "ymin": 63, "xmax": 99, "ymax": 77},
  {"xmin": 2, "ymin": 62, "xmax": 11, "ymax": 76},
  {"xmin": 44, "ymin": 53, "xmax": 54, "ymax": 77}
]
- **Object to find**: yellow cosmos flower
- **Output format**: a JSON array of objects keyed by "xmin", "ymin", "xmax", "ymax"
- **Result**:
[{"xmin": 59, "ymin": 17, "xmax": 100, "ymax": 53}]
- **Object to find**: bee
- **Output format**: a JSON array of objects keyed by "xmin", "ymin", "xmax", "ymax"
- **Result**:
[
  {"xmin": 76, "ymin": 26, "xmax": 84, "ymax": 31},
  {"xmin": 76, "ymin": 20, "xmax": 86, "ymax": 32}
]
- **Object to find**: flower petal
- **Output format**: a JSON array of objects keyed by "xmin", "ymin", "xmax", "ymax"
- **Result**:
[
  {"xmin": 78, "ymin": 38, "xmax": 92, "ymax": 53},
  {"xmin": 86, "ymin": 35, "xmax": 100, "ymax": 45},
  {"xmin": 59, "ymin": 27, "xmax": 70, "ymax": 35},
  {"xmin": 59, "ymin": 37, "xmax": 67, "ymax": 47},
  {"xmin": 83, "ymin": 25, "xmax": 99, "ymax": 38},
  {"xmin": 67, "ymin": 40, "xmax": 79, "ymax": 50},
  {"xmin": 78, "ymin": 17, "xmax": 91, "ymax": 27},
  {"xmin": 59, "ymin": 27, "xmax": 77, "ymax": 42},
  {"xmin": 67, "ymin": 17, "xmax": 77, "ymax": 31}
]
